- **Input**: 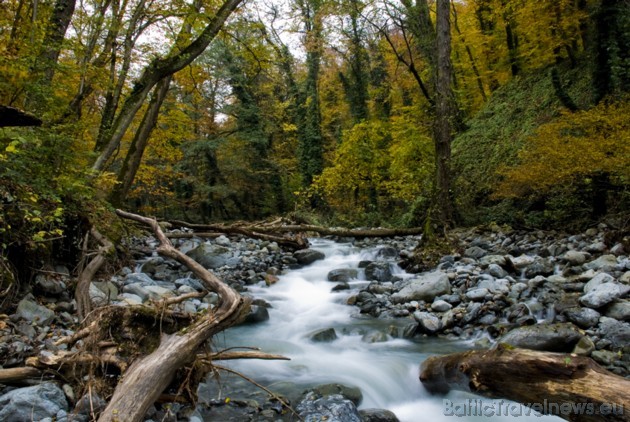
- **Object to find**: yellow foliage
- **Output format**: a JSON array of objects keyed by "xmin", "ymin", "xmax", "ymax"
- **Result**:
[{"xmin": 494, "ymin": 99, "xmax": 630, "ymax": 198}]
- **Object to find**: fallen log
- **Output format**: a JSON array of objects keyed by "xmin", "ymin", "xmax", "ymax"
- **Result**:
[
  {"xmin": 420, "ymin": 345, "xmax": 630, "ymax": 421},
  {"xmin": 96, "ymin": 210, "xmax": 252, "ymax": 422},
  {"xmin": 0, "ymin": 367, "xmax": 43, "ymax": 384}
]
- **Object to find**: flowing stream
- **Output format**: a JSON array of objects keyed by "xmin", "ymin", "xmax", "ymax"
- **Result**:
[{"xmin": 215, "ymin": 239, "xmax": 561, "ymax": 421}]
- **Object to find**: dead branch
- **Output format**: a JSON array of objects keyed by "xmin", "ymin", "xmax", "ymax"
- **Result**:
[
  {"xmin": 0, "ymin": 367, "xmax": 43, "ymax": 384},
  {"xmin": 95, "ymin": 210, "xmax": 250, "ymax": 422},
  {"xmin": 420, "ymin": 345, "xmax": 630, "ymax": 421},
  {"xmin": 76, "ymin": 228, "xmax": 115, "ymax": 320},
  {"xmin": 199, "ymin": 350, "xmax": 290, "ymax": 361}
]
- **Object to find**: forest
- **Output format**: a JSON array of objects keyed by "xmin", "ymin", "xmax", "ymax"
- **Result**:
[{"xmin": 1, "ymin": 0, "xmax": 630, "ymax": 420}]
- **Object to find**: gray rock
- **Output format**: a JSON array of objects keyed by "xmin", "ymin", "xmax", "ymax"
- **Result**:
[
  {"xmin": 332, "ymin": 283, "xmax": 350, "ymax": 291},
  {"xmin": 124, "ymin": 272, "xmax": 156, "ymax": 285},
  {"xmin": 294, "ymin": 249, "xmax": 326, "ymax": 265},
  {"xmin": 186, "ymin": 243, "xmax": 233, "ymax": 269},
  {"xmin": 510, "ymin": 254, "xmax": 535, "ymax": 269},
  {"xmin": 175, "ymin": 277, "xmax": 205, "ymax": 291},
  {"xmin": 480, "ymin": 255, "xmax": 507, "ymax": 267},
  {"xmin": 0, "ymin": 382, "xmax": 68, "ymax": 422},
  {"xmin": 478, "ymin": 278, "xmax": 510, "ymax": 295},
  {"xmin": 591, "ymin": 350, "xmax": 618, "ymax": 366},
  {"xmin": 34, "ymin": 274, "xmax": 66, "ymax": 295},
  {"xmin": 391, "ymin": 271, "xmax": 451, "ymax": 304},
  {"xmin": 587, "ymin": 242, "xmax": 607, "ymax": 253},
  {"xmin": 524, "ymin": 259, "xmax": 555, "ymax": 278},
  {"xmin": 597, "ymin": 317, "xmax": 630, "ymax": 349},
  {"xmin": 605, "ymin": 301, "xmax": 630, "ymax": 321},
  {"xmin": 464, "ymin": 246, "xmax": 486, "ymax": 259},
  {"xmin": 243, "ymin": 305, "xmax": 270, "ymax": 324},
  {"xmin": 487, "ymin": 264, "xmax": 508, "ymax": 278},
  {"xmin": 122, "ymin": 283, "xmax": 152, "ymax": 301},
  {"xmin": 308, "ymin": 383, "xmax": 363, "ymax": 405},
  {"xmin": 359, "ymin": 408, "xmax": 400, "ymax": 422},
  {"xmin": 413, "ymin": 311, "xmax": 442, "ymax": 334},
  {"xmin": 327, "ymin": 268, "xmax": 358, "ymax": 282},
  {"xmin": 431, "ymin": 300, "xmax": 452, "ymax": 312},
  {"xmin": 144, "ymin": 285, "xmax": 175, "ymax": 300},
  {"xmin": 572, "ymin": 336, "xmax": 595, "ymax": 356},
  {"xmin": 498, "ymin": 323, "xmax": 583, "ymax": 352},
  {"xmin": 364, "ymin": 262, "xmax": 393, "ymax": 282},
  {"xmin": 465, "ymin": 288, "xmax": 489, "ymax": 301},
  {"xmin": 584, "ymin": 254, "xmax": 618, "ymax": 271},
  {"xmin": 16, "ymin": 296, "xmax": 55, "ymax": 326},
  {"xmin": 362, "ymin": 331, "xmax": 389, "ymax": 343},
  {"xmin": 74, "ymin": 392, "xmax": 107, "ymax": 418},
  {"xmin": 584, "ymin": 273, "xmax": 615, "ymax": 292},
  {"xmin": 563, "ymin": 307, "xmax": 601, "ymax": 328},
  {"xmin": 309, "ymin": 328, "xmax": 338, "ymax": 342},
  {"xmin": 462, "ymin": 302, "xmax": 482, "ymax": 324},
  {"xmin": 214, "ymin": 235, "xmax": 232, "ymax": 247},
  {"xmin": 610, "ymin": 243, "xmax": 625, "ymax": 256},
  {"xmin": 563, "ymin": 250, "xmax": 587, "ymax": 265},
  {"xmin": 297, "ymin": 393, "xmax": 361, "ymax": 422},
  {"xmin": 117, "ymin": 293, "xmax": 143, "ymax": 305},
  {"xmin": 376, "ymin": 246, "xmax": 398, "ymax": 259},
  {"xmin": 580, "ymin": 283, "xmax": 626, "ymax": 309}
]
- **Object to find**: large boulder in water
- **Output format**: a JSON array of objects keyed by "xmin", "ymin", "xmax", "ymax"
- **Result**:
[
  {"xmin": 360, "ymin": 408, "xmax": 400, "ymax": 422},
  {"xmin": 498, "ymin": 323, "xmax": 583, "ymax": 352},
  {"xmin": 391, "ymin": 271, "xmax": 451, "ymax": 304},
  {"xmin": 297, "ymin": 393, "xmax": 362, "ymax": 422},
  {"xmin": 327, "ymin": 268, "xmax": 358, "ymax": 282},
  {"xmin": 294, "ymin": 249, "xmax": 326, "ymax": 265},
  {"xmin": 364, "ymin": 262, "xmax": 393, "ymax": 282}
]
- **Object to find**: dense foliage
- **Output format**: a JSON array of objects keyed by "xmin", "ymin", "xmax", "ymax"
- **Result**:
[{"xmin": 1, "ymin": 0, "xmax": 630, "ymax": 284}]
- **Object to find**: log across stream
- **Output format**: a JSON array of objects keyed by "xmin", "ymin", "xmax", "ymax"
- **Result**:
[{"xmin": 212, "ymin": 239, "xmax": 563, "ymax": 422}]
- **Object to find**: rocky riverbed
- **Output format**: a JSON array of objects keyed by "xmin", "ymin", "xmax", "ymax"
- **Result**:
[{"xmin": 0, "ymin": 224, "xmax": 628, "ymax": 421}]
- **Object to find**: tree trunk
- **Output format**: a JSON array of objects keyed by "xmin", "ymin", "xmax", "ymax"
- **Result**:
[
  {"xmin": 420, "ymin": 346, "xmax": 630, "ymax": 421},
  {"xmin": 75, "ymin": 228, "xmax": 114, "ymax": 320},
  {"xmin": 92, "ymin": 0, "xmax": 244, "ymax": 172},
  {"xmin": 110, "ymin": 76, "xmax": 172, "ymax": 206},
  {"xmin": 432, "ymin": 0, "xmax": 455, "ymax": 228},
  {"xmin": 99, "ymin": 210, "xmax": 249, "ymax": 422}
]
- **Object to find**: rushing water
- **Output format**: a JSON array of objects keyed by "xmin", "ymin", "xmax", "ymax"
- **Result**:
[{"xmin": 215, "ymin": 239, "xmax": 561, "ymax": 422}]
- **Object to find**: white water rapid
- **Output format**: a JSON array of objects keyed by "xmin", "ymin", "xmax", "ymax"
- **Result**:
[{"xmin": 215, "ymin": 239, "xmax": 561, "ymax": 422}]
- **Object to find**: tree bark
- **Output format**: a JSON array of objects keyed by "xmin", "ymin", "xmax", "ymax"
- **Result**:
[
  {"xmin": 0, "ymin": 367, "xmax": 42, "ymax": 384},
  {"xmin": 420, "ymin": 346, "xmax": 630, "ymax": 421},
  {"xmin": 75, "ymin": 228, "xmax": 114, "ymax": 320},
  {"xmin": 433, "ymin": 0, "xmax": 456, "ymax": 228},
  {"xmin": 99, "ymin": 209, "xmax": 249, "ymax": 422},
  {"xmin": 92, "ymin": 0, "xmax": 244, "ymax": 172}
]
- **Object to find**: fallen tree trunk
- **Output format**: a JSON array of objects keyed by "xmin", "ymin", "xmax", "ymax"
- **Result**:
[
  {"xmin": 420, "ymin": 345, "xmax": 630, "ymax": 421},
  {"xmin": 97, "ymin": 210, "xmax": 252, "ymax": 422}
]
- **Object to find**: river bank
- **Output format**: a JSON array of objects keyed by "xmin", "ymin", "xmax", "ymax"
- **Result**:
[{"xmin": 0, "ymin": 223, "xmax": 628, "ymax": 421}]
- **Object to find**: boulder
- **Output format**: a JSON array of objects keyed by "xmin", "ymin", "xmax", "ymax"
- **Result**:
[
  {"xmin": 123, "ymin": 272, "xmax": 156, "ymax": 285},
  {"xmin": 431, "ymin": 300, "xmax": 452, "ymax": 312},
  {"xmin": 242, "ymin": 305, "xmax": 270, "ymax": 324},
  {"xmin": 309, "ymin": 328, "xmax": 338, "ymax": 343},
  {"xmin": 498, "ymin": 323, "xmax": 583, "ymax": 352},
  {"xmin": 562, "ymin": 250, "xmax": 587, "ymax": 265},
  {"xmin": 605, "ymin": 301, "xmax": 630, "ymax": 321},
  {"xmin": 584, "ymin": 254, "xmax": 618, "ymax": 271},
  {"xmin": 34, "ymin": 274, "xmax": 66, "ymax": 295},
  {"xmin": 16, "ymin": 296, "xmax": 55, "ymax": 326},
  {"xmin": 327, "ymin": 268, "xmax": 358, "ymax": 282},
  {"xmin": 186, "ymin": 243, "xmax": 233, "ymax": 269},
  {"xmin": 294, "ymin": 249, "xmax": 326, "ymax": 265},
  {"xmin": 580, "ymin": 283, "xmax": 627, "ymax": 309},
  {"xmin": 0, "ymin": 382, "xmax": 68, "ymax": 422},
  {"xmin": 297, "ymin": 393, "xmax": 361, "ymax": 422},
  {"xmin": 308, "ymin": 383, "xmax": 363, "ymax": 406},
  {"xmin": 359, "ymin": 409, "xmax": 400, "ymax": 422},
  {"xmin": 391, "ymin": 272, "xmax": 451, "ymax": 304},
  {"xmin": 364, "ymin": 262, "xmax": 393, "ymax": 282},
  {"xmin": 597, "ymin": 317, "xmax": 630, "ymax": 349},
  {"xmin": 413, "ymin": 311, "xmax": 442, "ymax": 334},
  {"xmin": 563, "ymin": 307, "xmax": 601, "ymax": 328}
]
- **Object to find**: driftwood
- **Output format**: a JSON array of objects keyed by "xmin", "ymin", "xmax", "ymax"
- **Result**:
[
  {"xmin": 0, "ymin": 367, "xmax": 43, "ymax": 384},
  {"xmin": 420, "ymin": 345, "xmax": 630, "ymax": 421},
  {"xmin": 168, "ymin": 219, "xmax": 309, "ymax": 250},
  {"xmin": 94, "ymin": 209, "xmax": 252, "ymax": 422},
  {"xmin": 75, "ymin": 228, "xmax": 114, "ymax": 319}
]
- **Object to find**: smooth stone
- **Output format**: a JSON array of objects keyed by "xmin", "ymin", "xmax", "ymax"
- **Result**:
[
  {"xmin": 563, "ymin": 250, "xmax": 587, "ymax": 265},
  {"xmin": 391, "ymin": 271, "xmax": 451, "ymax": 304},
  {"xmin": 572, "ymin": 336, "xmax": 595, "ymax": 356},
  {"xmin": 605, "ymin": 301, "xmax": 630, "ymax": 321},
  {"xmin": 466, "ymin": 288, "xmax": 490, "ymax": 301},
  {"xmin": 584, "ymin": 255, "xmax": 618, "ymax": 271},
  {"xmin": 186, "ymin": 243, "xmax": 233, "ymax": 269},
  {"xmin": 498, "ymin": 323, "xmax": 583, "ymax": 352},
  {"xmin": 297, "ymin": 393, "xmax": 361, "ymax": 422},
  {"xmin": 478, "ymin": 278, "xmax": 510, "ymax": 295},
  {"xmin": 597, "ymin": 317, "xmax": 630, "ymax": 349},
  {"xmin": 362, "ymin": 331, "xmax": 389, "ymax": 343},
  {"xmin": 364, "ymin": 262, "xmax": 393, "ymax": 282},
  {"xmin": 117, "ymin": 293, "xmax": 143, "ymax": 306},
  {"xmin": 480, "ymin": 255, "xmax": 507, "ymax": 268},
  {"xmin": 563, "ymin": 307, "xmax": 601, "ymax": 328},
  {"xmin": 413, "ymin": 311, "xmax": 442, "ymax": 334},
  {"xmin": 122, "ymin": 283, "xmax": 151, "ymax": 301},
  {"xmin": 327, "ymin": 268, "xmax": 359, "ymax": 282},
  {"xmin": 124, "ymin": 272, "xmax": 156, "ymax": 285},
  {"xmin": 487, "ymin": 263, "xmax": 508, "ymax": 278},
  {"xmin": 580, "ymin": 283, "xmax": 626, "ymax": 309},
  {"xmin": 309, "ymin": 328, "xmax": 338, "ymax": 343},
  {"xmin": 464, "ymin": 246, "xmax": 486, "ymax": 259},
  {"xmin": 359, "ymin": 408, "xmax": 400, "ymax": 422},
  {"xmin": 308, "ymin": 383, "xmax": 363, "ymax": 406},
  {"xmin": 34, "ymin": 274, "xmax": 66, "ymax": 295},
  {"xmin": 242, "ymin": 305, "xmax": 270, "ymax": 324},
  {"xmin": 510, "ymin": 254, "xmax": 535, "ymax": 269},
  {"xmin": 591, "ymin": 350, "xmax": 618, "ymax": 366},
  {"xmin": 431, "ymin": 300, "xmax": 452, "ymax": 312},
  {"xmin": 584, "ymin": 273, "xmax": 615, "ymax": 292},
  {"xmin": 144, "ymin": 285, "xmax": 175, "ymax": 300},
  {"xmin": 293, "ymin": 249, "xmax": 326, "ymax": 265}
]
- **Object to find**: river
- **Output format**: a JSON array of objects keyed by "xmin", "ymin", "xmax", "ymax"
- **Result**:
[{"xmin": 213, "ymin": 238, "xmax": 561, "ymax": 421}]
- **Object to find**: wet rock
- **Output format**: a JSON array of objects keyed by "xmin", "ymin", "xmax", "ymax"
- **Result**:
[
  {"xmin": 327, "ymin": 268, "xmax": 358, "ymax": 282},
  {"xmin": 294, "ymin": 249, "xmax": 326, "ymax": 265},
  {"xmin": 309, "ymin": 328, "xmax": 338, "ymax": 343},
  {"xmin": 584, "ymin": 255, "xmax": 618, "ymax": 271},
  {"xmin": 480, "ymin": 255, "xmax": 507, "ymax": 268},
  {"xmin": 391, "ymin": 271, "xmax": 451, "ymax": 304},
  {"xmin": 572, "ymin": 336, "xmax": 595, "ymax": 356},
  {"xmin": 464, "ymin": 246, "xmax": 486, "ymax": 259},
  {"xmin": 117, "ymin": 293, "xmax": 143, "ymax": 305},
  {"xmin": 359, "ymin": 408, "xmax": 400, "ymax": 422},
  {"xmin": 124, "ymin": 272, "xmax": 156, "ymax": 285},
  {"xmin": 186, "ymin": 243, "xmax": 233, "ymax": 269},
  {"xmin": 332, "ymin": 283, "xmax": 350, "ymax": 291},
  {"xmin": 376, "ymin": 246, "xmax": 398, "ymax": 259},
  {"xmin": 308, "ymin": 383, "xmax": 363, "ymax": 406},
  {"xmin": 0, "ymin": 382, "xmax": 68, "ymax": 422},
  {"xmin": 413, "ymin": 311, "xmax": 442, "ymax": 334},
  {"xmin": 243, "ymin": 305, "xmax": 270, "ymax": 324},
  {"xmin": 524, "ymin": 259, "xmax": 555, "ymax": 278},
  {"xmin": 362, "ymin": 331, "xmax": 389, "ymax": 343},
  {"xmin": 297, "ymin": 393, "xmax": 361, "ymax": 422},
  {"xmin": 364, "ymin": 262, "xmax": 393, "ymax": 282},
  {"xmin": 34, "ymin": 274, "xmax": 66, "ymax": 295},
  {"xmin": 478, "ymin": 278, "xmax": 510, "ymax": 295},
  {"xmin": 591, "ymin": 350, "xmax": 618, "ymax": 366},
  {"xmin": 498, "ymin": 323, "xmax": 583, "ymax": 352},
  {"xmin": 487, "ymin": 264, "xmax": 508, "ymax": 278},
  {"xmin": 16, "ymin": 296, "xmax": 55, "ymax": 326},
  {"xmin": 465, "ymin": 288, "xmax": 489, "ymax": 301},
  {"xmin": 597, "ymin": 317, "xmax": 630, "ymax": 349},
  {"xmin": 122, "ymin": 283, "xmax": 151, "ymax": 302},
  {"xmin": 563, "ymin": 307, "xmax": 601, "ymax": 328},
  {"xmin": 461, "ymin": 302, "xmax": 482, "ymax": 325},
  {"xmin": 563, "ymin": 250, "xmax": 587, "ymax": 266}
]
